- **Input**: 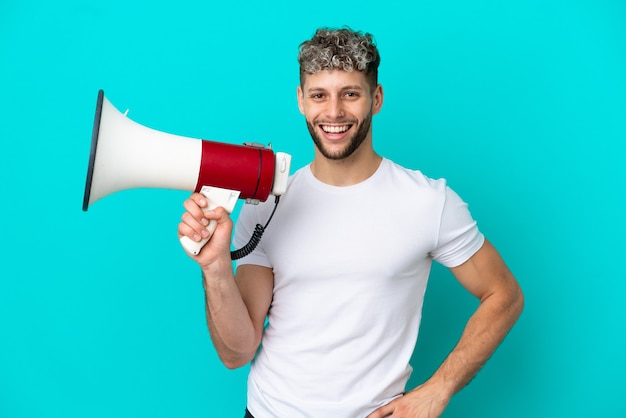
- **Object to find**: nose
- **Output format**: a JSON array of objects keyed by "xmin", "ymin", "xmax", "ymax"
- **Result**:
[{"xmin": 325, "ymin": 96, "xmax": 344, "ymax": 119}]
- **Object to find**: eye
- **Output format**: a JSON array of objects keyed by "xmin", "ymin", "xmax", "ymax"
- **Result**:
[
  {"xmin": 344, "ymin": 91, "xmax": 360, "ymax": 99},
  {"xmin": 309, "ymin": 93, "xmax": 325, "ymax": 100}
]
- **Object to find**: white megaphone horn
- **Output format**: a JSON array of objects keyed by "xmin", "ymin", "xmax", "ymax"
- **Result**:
[{"xmin": 83, "ymin": 90, "xmax": 291, "ymax": 257}]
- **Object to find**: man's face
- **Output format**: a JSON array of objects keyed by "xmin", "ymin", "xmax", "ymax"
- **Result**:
[{"xmin": 297, "ymin": 70, "xmax": 383, "ymax": 161}]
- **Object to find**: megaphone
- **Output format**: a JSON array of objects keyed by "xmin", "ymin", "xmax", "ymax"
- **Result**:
[{"xmin": 83, "ymin": 90, "xmax": 291, "ymax": 257}]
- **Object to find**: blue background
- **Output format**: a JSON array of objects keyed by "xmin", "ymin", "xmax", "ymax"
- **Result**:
[{"xmin": 1, "ymin": 0, "xmax": 625, "ymax": 417}]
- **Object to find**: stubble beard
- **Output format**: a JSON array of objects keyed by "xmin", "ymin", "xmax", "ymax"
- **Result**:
[{"xmin": 306, "ymin": 111, "xmax": 373, "ymax": 161}]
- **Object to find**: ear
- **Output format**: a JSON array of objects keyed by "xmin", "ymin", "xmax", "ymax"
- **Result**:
[
  {"xmin": 297, "ymin": 85, "xmax": 305, "ymax": 115},
  {"xmin": 372, "ymin": 84, "xmax": 384, "ymax": 115}
]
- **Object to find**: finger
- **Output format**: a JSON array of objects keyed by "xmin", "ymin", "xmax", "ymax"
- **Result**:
[
  {"xmin": 209, "ymin": 206, "xmax": 232, "ymax": 223},
  {"xmin": 189, "ymin": 192, "xmax": 208, "ymax": 208},
  {"xmin": 366, "ymin": 404, "xmax": 393, "ymax": 418},
  {"xmin": 183, "ymin": 196, "xmax": 208, "ymax": 222},
  {"xmin": 178, "ymin": 212, "xmax": 211, "ymax": 241},
  {"xmin": 179, "ymin": 194, "xmax": 214, "ymax": 240}
]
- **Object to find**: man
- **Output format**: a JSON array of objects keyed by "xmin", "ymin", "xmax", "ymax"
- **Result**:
[{"xmin": 178, "ymin": 27, "xmax": 524, "ymax": 418}]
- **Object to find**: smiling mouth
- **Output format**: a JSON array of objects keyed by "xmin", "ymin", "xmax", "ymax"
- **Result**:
[{"xmin": 320, "ymin": 124, "xmax": 352, "ymax": 134}]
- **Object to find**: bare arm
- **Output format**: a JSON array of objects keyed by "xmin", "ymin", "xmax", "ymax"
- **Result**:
[
  {"xmin": 178, "ymin": 193, "xmax": 273, "ymax": 369},
  {"xmin": 368, "ymin": 239, "xmax": 524, "ymax": 417}
]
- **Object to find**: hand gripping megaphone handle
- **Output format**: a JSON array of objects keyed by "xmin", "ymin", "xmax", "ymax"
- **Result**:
[{"xmin": 180, "ymin": 186, "xmax": 241, "ymax": 256}]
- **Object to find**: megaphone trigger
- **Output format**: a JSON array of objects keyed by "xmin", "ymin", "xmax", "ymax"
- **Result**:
[{"xmin": 179, "ymin": 186, "xmax": 240, "ymax": 255}]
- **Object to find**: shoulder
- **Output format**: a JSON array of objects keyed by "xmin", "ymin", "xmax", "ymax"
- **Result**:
[{"xmin": 381, "ymin": 158, "xmax": 449, "ymax": 194}]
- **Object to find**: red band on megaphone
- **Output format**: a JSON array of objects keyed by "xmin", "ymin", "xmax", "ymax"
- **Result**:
[{"xmin": 195, "ymin": 140, "xmax": 275, "ymax": 202}]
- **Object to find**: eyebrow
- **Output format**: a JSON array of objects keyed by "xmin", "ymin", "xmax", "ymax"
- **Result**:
[{"xmin": 306, "ymin": 85, "xmax": 366, "ymax": 93}]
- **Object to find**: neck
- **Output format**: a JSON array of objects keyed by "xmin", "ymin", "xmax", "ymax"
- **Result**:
[{"xmin": 310, "ymin": 145, "xmax": 382, "ymax": 186}]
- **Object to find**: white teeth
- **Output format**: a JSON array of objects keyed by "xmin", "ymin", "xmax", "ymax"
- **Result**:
[{"xmin": 321, "ymin": 125, "xmax": 349, "ymax": 133}]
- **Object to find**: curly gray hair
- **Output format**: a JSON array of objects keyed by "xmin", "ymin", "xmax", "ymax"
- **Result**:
[{"xmin": 298, "ymin": 27, "xmax": 380, "ymax": 91}]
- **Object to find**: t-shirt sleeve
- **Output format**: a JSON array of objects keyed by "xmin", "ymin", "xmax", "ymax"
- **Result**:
[{"xmin": 430, "ymin": 186, "xmax": 485, "ymax": 267}]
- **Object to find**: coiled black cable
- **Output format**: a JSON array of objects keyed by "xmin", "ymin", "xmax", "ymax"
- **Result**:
[{"xmin": 230, "ymin": 196, "xmax": 280, "ymax": 260}]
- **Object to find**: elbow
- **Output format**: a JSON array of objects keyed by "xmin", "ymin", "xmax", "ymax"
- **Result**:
[
  {"xmin": 488, "ymin": 279, "xmax": 524, "ymax": 324},
  {"xmin": 509, "ymin": 281, "xmax": 525, "ymax": 322},
  {"xmin": 222, "ymin": 358, "xmax": 250, "ymax": 370},
  {"xmin": 213, "ymin": 331, "xmax": 262, "ymax": 370},
  {"xmin": 223, "ymin": 360, "xmax": 247, "ymax": 370},
  {"xmin": 219, "ymin": 351, "xmax": 255, "ymax": 370}
]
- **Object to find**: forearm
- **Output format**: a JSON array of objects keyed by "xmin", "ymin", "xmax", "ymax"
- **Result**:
[
  {"xmin": 202, "ymin": 260, "xmax": 259, "ymax": 369},
  {"xmin": 422, "ymin": 284, "xmax": 524, "ymax": 398}
]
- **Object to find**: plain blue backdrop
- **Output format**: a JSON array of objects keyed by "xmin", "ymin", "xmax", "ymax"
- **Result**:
[{"xmin": 1, "ymin": 0, "xmax": 625, "ymax": 417}]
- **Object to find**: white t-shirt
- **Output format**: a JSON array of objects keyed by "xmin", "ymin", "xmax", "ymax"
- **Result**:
[{"xmin": 233, "ymin": 158, "xmax": 484, "ymax": 418}]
